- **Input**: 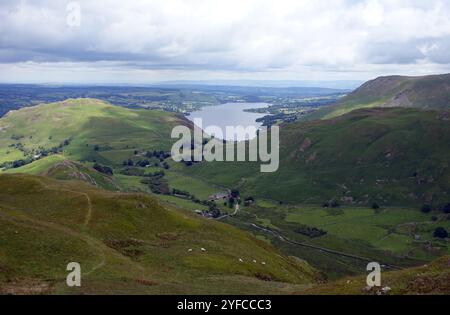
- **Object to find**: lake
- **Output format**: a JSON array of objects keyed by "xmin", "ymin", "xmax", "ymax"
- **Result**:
[{"xmin": 187, "ymin": 102, "xmax": 269, "ymax": 141}]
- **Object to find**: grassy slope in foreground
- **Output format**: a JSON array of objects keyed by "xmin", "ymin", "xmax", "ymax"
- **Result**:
[
  {"xmin": 0, "ymin": 174, "xmax": 318, "ymax": 294},
  {"xmin": 307, "ymin": 73, "xmax": 450, "ymax": 120},
  {"xmin": 299, "ymin": 255, "xmax": 450, "ymax": 295},
  {"xmin": 183, "ymin": 107, "xmax": 450, "ymax": 206},
  {"xmin": 0, "ymin": 98, "xmax": 185, "ymax": 166}
]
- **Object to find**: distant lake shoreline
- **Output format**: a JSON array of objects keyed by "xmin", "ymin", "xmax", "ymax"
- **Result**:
[{"xmin": 186, "ymin": 102, "xmax": 269, "ymax": 141}]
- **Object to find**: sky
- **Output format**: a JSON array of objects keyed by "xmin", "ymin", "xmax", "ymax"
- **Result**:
[{"xmin": 1, "ymin": 0, "xmax": 450, "ymax": 85}]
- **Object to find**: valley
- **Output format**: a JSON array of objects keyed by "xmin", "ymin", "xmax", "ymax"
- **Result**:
[
  {"xmin": 0, "ymin": 78, "xmax": 450, "ymax": 294},
  {"xmin": 2, "ymin": 0, "xmax": 450, "ymax": 300}
]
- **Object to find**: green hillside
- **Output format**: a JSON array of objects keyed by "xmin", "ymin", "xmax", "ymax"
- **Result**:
[
  {"xmin": 184, "ymin": 107, "xmax": 450, "ymax": 207},
  {"xmin": 2, "ymin": 97, "xmax": 449, "ymax": 290},
  {"xmin": 0, "ymin": 98, "xmax": 184, "ymax": 167},
  {"xmin": 300, "ymin": 255, "xmax": 450, "ymax": 295},
  {"xmin": 0, "ymin": 174, "xmax": 317, "ymax": 294},
  {"xmin": 308, "ymin": 73, "xmax": 450, "ymax": 120}
]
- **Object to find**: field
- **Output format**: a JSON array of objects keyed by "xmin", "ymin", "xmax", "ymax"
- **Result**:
[
  {"xmin": 143, "ymin": 186, "xmax": 450, "ymax": 280},
  {"xmin": 224, "ymin": 201, "xmax": 450, "ymax": 279}
]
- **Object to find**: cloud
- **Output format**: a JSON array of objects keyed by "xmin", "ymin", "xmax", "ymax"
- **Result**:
[{"xmin": 1, "ymin": 0, "xmax": 450, "ymax": 82}]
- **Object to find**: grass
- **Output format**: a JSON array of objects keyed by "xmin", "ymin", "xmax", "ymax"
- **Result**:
[
  {"xmin": 307, "ymin": 73, "xmax": 450, "ymax": 121},
  {"xmin": 284, "ymin": 206, "xmax": 450, "ymax": 258},
  {"xmin": 180, "ymin": 107, "xmax": 450, "ymax": 207},
  {"xmin": 0, "ymin": 173, "xmax": 318, "ymax": 294},
  {"xmin": 165, "ymin": 170, "xmax": 219, "ymax": 200},
  {"xmin": 299, "ymin": 255, "xmax": 450, "ymax": 295},
  {"xmin": 0, "ymin": 98, "xmax": 183, "ymax": 168},
  {"xmin": 4, "ymin": 155, "xmax": 66, "ymax": 175},
  {"xmin": 2, "ymin": 97, "xmax": 449, "ymax": 293}
]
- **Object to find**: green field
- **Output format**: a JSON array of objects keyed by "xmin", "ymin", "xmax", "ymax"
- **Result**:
[{"xmin": 219, "ymin": 201, "xmax": 450, "ymax": 279}]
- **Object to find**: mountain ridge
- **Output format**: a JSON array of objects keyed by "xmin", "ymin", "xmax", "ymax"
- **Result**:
[{"xmin": 307, "ymin": 73, "xmax": 450, "ymax": 120}]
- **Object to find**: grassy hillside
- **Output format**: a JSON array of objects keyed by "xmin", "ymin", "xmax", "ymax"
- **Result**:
[
  {"xmin": 2, "ymin": 97, "xmax": 448, "ymax": 290},
  {"xmin": 299, "ymin": 255, "xmax": 450, "ymax": 295},
  {"xmin": 0, "ymin": 98, "xmax": 185, "ymax": 167},
  {"xmin": 308, "ymin": 73, "xmax": 450, "ymax": 120},
  {"xmin": 4, "ymin": 155, "xmax": 119, "ymax": 191},
  {"xmin": 184, "ymin": 107, "xmax": 450, "ymax": 207},
  {"xmin": 0, "ymin": 174, "xmax": 318, "ymax": 294}
]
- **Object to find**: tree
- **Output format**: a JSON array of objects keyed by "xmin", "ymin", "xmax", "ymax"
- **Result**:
[
  {"xmin": 421, "ymin": 204, "xmax": 432, "ymax": 213},
  {"xmin": 93, "ymin": 163, "xmax": 113, "ymax": 176},
  {"xmin": 136, "ymin": 160, "xmax": 150, "ymax": 167},
  {"xmin": 330, "ymin": 200, "xmax": 340, "ymax": 208},
  {"xmin": 442, "ymin": 203, "xmax": 450, "ymax": 214},
  {"xmin": 433, "ymin": 227, "xmax": 448, "ymax": 239}
]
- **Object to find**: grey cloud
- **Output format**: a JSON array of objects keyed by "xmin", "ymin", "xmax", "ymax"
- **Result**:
[{"xmin": 1, "ymin": 0, "xmax": 450, "ymax": 81}]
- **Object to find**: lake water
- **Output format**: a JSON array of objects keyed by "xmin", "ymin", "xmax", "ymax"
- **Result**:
[{"xmin": 187, "ymin": 102, "xmax": 269, "ymax": 141}]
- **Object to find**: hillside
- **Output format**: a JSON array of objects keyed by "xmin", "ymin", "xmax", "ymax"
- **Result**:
[
  {"xmin": 300, "ymin": 255, "xmax": 450, "ymax": 295},
  {"xmin": 0, "ymin": 174, "xmax": 318, "ymax": 294},
  {"xmin": 308, "ymin": 73, "xmax": 450, "ymax": 120},
  {"xmin": 2, "ymin": 98, "xmax": 449, "ymax": 286},
  {"xmin": 184, "ymin": 107, "xmax": 450, "ymax": 207},
  {"xmin": 3, "ymin": 155, "xmax": 120, "ymax": 191},
  {"xmin": 0, "ymin": 98, "xmax": 185, "ymax": 168}
]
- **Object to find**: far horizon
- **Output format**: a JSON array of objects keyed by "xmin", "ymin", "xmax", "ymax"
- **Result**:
[{"xmin": 0, "ymin": 79, "xmax": 363, "ymax": 90}]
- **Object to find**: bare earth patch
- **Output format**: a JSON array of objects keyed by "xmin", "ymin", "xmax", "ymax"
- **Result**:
[{"xmin": 0, "ymin": 279, "xmax": 52, "ymax": 295}]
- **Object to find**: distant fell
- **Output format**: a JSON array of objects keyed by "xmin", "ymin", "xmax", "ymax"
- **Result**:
[{"xmin": 309, "ymin": 73, "xmax": 450, "ymax": 120}]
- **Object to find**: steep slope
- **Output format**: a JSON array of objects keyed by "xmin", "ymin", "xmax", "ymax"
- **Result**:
[
  {"xmin": 0, "ymin": 98, "xmax": 185, "ymax": 168},
  {"xmin": 183, "ymin": 107, "xmax": 450, "ymax": 206},
  {"xmin": 299, "ymin": 255, "xmax": 450, "ymax": 295},
  {"xmin": 0, "ymin": 174, "xmax": 318, "ymax": 294},
  {"xmin": 309, "ymin": 73, "xmax": 450, "ymax": 120}
]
